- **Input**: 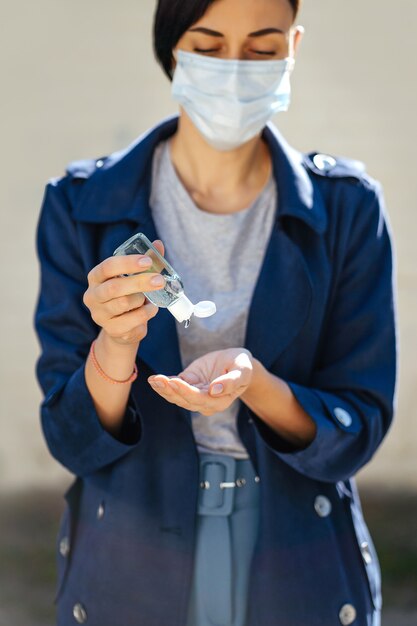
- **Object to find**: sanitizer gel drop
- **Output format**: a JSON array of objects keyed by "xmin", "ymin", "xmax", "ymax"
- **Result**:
[{"xmin": 113, "ymin": 233, "xmax": 216, "ymax": 327}]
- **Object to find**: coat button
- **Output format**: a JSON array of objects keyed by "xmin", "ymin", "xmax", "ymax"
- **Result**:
[
  {"xmin": 97, "ymin": 502, "xmax": 105, "ymax": 520},
  {"xmin": 334, "ymin": 407, "xmax": 353, "ymax": 427},
  {"xmin": 313, "ymin": 153, "xmax": 337, "ymax": 171},
  {"xmin": 339, "ymin": 603, "xmax": 357, "ymax": 625},
  {"xmin": 96, "ymin": 159, "xmax": 104, "ymax": 168},
  {"xmin": 314, "ymin": 495, "xmax": 332, "ymax": 517},
  {"xmin": 360, "ymin": 541, "xmax": 372, "ymax": 565},
  {"xmin": 73, "ymin": 603, "xmax": 87, "ymax": 623},
  {"xmin": 59, "ymin": 536, "xmax": 70, "ymax": 557}
]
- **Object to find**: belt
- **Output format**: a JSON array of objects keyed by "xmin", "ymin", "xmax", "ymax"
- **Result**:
[{"xmin": 197, "ymin": 453, "xmax": 260, "ymax": 517}]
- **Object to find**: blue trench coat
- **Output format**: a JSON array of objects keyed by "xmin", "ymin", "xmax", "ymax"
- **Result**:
[{"xmin": 34, "ymin": 115, "xmax": 397, "ymax": 626}]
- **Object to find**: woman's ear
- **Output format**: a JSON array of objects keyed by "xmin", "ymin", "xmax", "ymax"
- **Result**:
[{"xmin": 291, "ymin": 25, "xmax": 305, "ymax": 57}]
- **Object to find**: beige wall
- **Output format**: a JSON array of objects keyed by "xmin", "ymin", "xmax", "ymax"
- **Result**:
[{"xmin": 1, "ymin": 0, "xmax": 416, "ymax": 491}]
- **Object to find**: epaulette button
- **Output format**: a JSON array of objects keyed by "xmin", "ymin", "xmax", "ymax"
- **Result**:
[
  {"xmin": 313, "ymin": 153, "xmax": 337, "ymax": 172},
  {"xmin": 96, "ymin": 159, "xmax": 105, "ymax": 168}
]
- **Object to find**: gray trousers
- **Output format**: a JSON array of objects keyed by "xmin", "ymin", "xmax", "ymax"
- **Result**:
[{"xmin": 186, "ymin": 454, "xmax": 261, "ymax": 626}]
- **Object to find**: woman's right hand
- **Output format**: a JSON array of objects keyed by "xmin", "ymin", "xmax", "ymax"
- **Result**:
[{"xmin": 83, "ymin": 239, "xmax": 166, "ymax": 346}]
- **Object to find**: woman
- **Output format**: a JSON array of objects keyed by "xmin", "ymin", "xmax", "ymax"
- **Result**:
[{"xmin": 34, "ymin": 0, "xmax": 397, "ymax": 625}]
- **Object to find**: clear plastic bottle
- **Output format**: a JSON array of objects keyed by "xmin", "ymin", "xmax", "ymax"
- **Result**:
[{"xmin": 113, "ymin": 233, "xmax": 216, "ymax": 328}]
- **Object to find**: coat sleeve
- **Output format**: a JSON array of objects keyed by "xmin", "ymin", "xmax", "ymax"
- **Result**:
[
  {"xmin": 34, "ymin": 177, "xmax": 143, "ymax": 477},
  {"xmin": 250, "ymin": 179, "xmax": 398, "ymax": 483}
]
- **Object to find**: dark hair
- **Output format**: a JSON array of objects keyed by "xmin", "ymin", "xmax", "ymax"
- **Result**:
[{"xmin": 153, "ymin": 0, "xmax": 300, "ymax": 81}]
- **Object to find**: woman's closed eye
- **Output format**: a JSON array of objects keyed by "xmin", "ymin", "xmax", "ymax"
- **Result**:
[
  {"xmin": 194, "ymin": 48, "xmax": 219, "ymax": 53},
  {"xmin": 251, "ymin": 50, "xmax": 276, "ymax": 56},
  {"xmin": 193, "ymin": 48, "xmax": 277, "ymax": 56}
]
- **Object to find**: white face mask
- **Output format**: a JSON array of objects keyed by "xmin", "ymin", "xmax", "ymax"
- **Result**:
[{"xmin": 171, "ymin": 49, "xmax": 295, "ymax": 151}]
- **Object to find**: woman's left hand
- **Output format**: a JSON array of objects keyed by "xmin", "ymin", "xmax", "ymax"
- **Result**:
[{"xmin": 147, "ymin": 348, "xmax": 254, "ymax": 415}]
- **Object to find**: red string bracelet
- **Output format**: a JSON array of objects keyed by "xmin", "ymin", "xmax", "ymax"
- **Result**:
[{"xmin": 89, "ymin": 339, "xmax": 138, "ymax": 385}]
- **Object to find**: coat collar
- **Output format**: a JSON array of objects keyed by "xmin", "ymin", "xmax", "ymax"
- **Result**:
[{"xmin": 71, "ymin": 114, "xmax": 327, "ymax": 235}]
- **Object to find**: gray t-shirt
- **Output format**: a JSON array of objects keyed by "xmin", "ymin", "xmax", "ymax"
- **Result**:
[{"xmin": 149, "ymin": 138, "xmax": 277, "ymax": 459}]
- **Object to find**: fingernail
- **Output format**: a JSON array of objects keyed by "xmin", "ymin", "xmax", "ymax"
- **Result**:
[
  {"xmin": 211, "ymin": 384, "xmax": 223, "ymax": 395},
  {"xmin": 138, "ymin": 256, "xmax": 152, "ymax": 267},
  {"xmin": 151, "ymin": 380, "xmax": 163, "ymax": 388},
  {"xmin": 150, "ymin": 275, "xmax": 165, "ymax": 286},
  {"xmin": 169, "ymin": 382, "xmax": 179, "ymax": 391}
]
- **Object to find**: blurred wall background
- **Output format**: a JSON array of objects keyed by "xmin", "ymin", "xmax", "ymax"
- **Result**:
[
  {"xmin": 1, "ymin": 0, "xmax": 415, "ymax": 493},
  {"xmin": 1, "ymin": 1, "xmax": 416, "ymax": 624}
]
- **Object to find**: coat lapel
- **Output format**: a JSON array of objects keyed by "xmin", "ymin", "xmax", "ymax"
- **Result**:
[
  {"xmin": 242, "ymin": 122, "xmax": 327, "ymax": 370},
  {"xmin": 243, "ymin": 225, "xmax": 313, "ymax": 371},
  {"xmin": 71, "ymin": 116, "xmax": 327, "ymax": 376}
]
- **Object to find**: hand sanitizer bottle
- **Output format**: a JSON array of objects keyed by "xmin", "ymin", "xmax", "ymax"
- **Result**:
[{"xmin": 113, "ymin": 233, "xmax": 216, "ymax": 328}]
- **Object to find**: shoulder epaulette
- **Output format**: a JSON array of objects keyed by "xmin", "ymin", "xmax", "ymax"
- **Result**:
[
  {"xmin": 303, "ymin": 152, "xmax": 366, "ymax": 182},
  {"xmin": 65, "ymin": 156, "xmax": 108, "ymax": 179}
]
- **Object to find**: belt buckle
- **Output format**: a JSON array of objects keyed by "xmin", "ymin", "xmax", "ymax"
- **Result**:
[{"xmin": 198, "ymin": 455, "xmax": 236, "ymax": 516}]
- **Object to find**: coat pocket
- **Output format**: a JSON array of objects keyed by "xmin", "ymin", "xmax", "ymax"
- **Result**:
[
  {"xmin": 54, "ymin": 477, "xmax": 82, "ymax": 603},
  {"xmin": 340, "ymin": 478, "xmax": 382, "ymax": 612}
]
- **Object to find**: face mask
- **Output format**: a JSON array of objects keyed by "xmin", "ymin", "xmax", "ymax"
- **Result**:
[{"xmin": 171, "ymin": 49, "xmax": 295, "ymax": 151}]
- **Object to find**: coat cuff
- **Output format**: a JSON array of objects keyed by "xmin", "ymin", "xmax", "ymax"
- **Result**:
[
  {"xmin": 249, "ymin": 381, "xmax": 363, "ymax": 482},
  {"xmin": 41, "ymin": 362, "xmax": 142, "ymax": 476}
]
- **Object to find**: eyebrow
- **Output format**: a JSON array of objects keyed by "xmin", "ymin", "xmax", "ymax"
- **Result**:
[{"xmin": 188, "ymin": 27, "xmax": 285, "ymax": 38}]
